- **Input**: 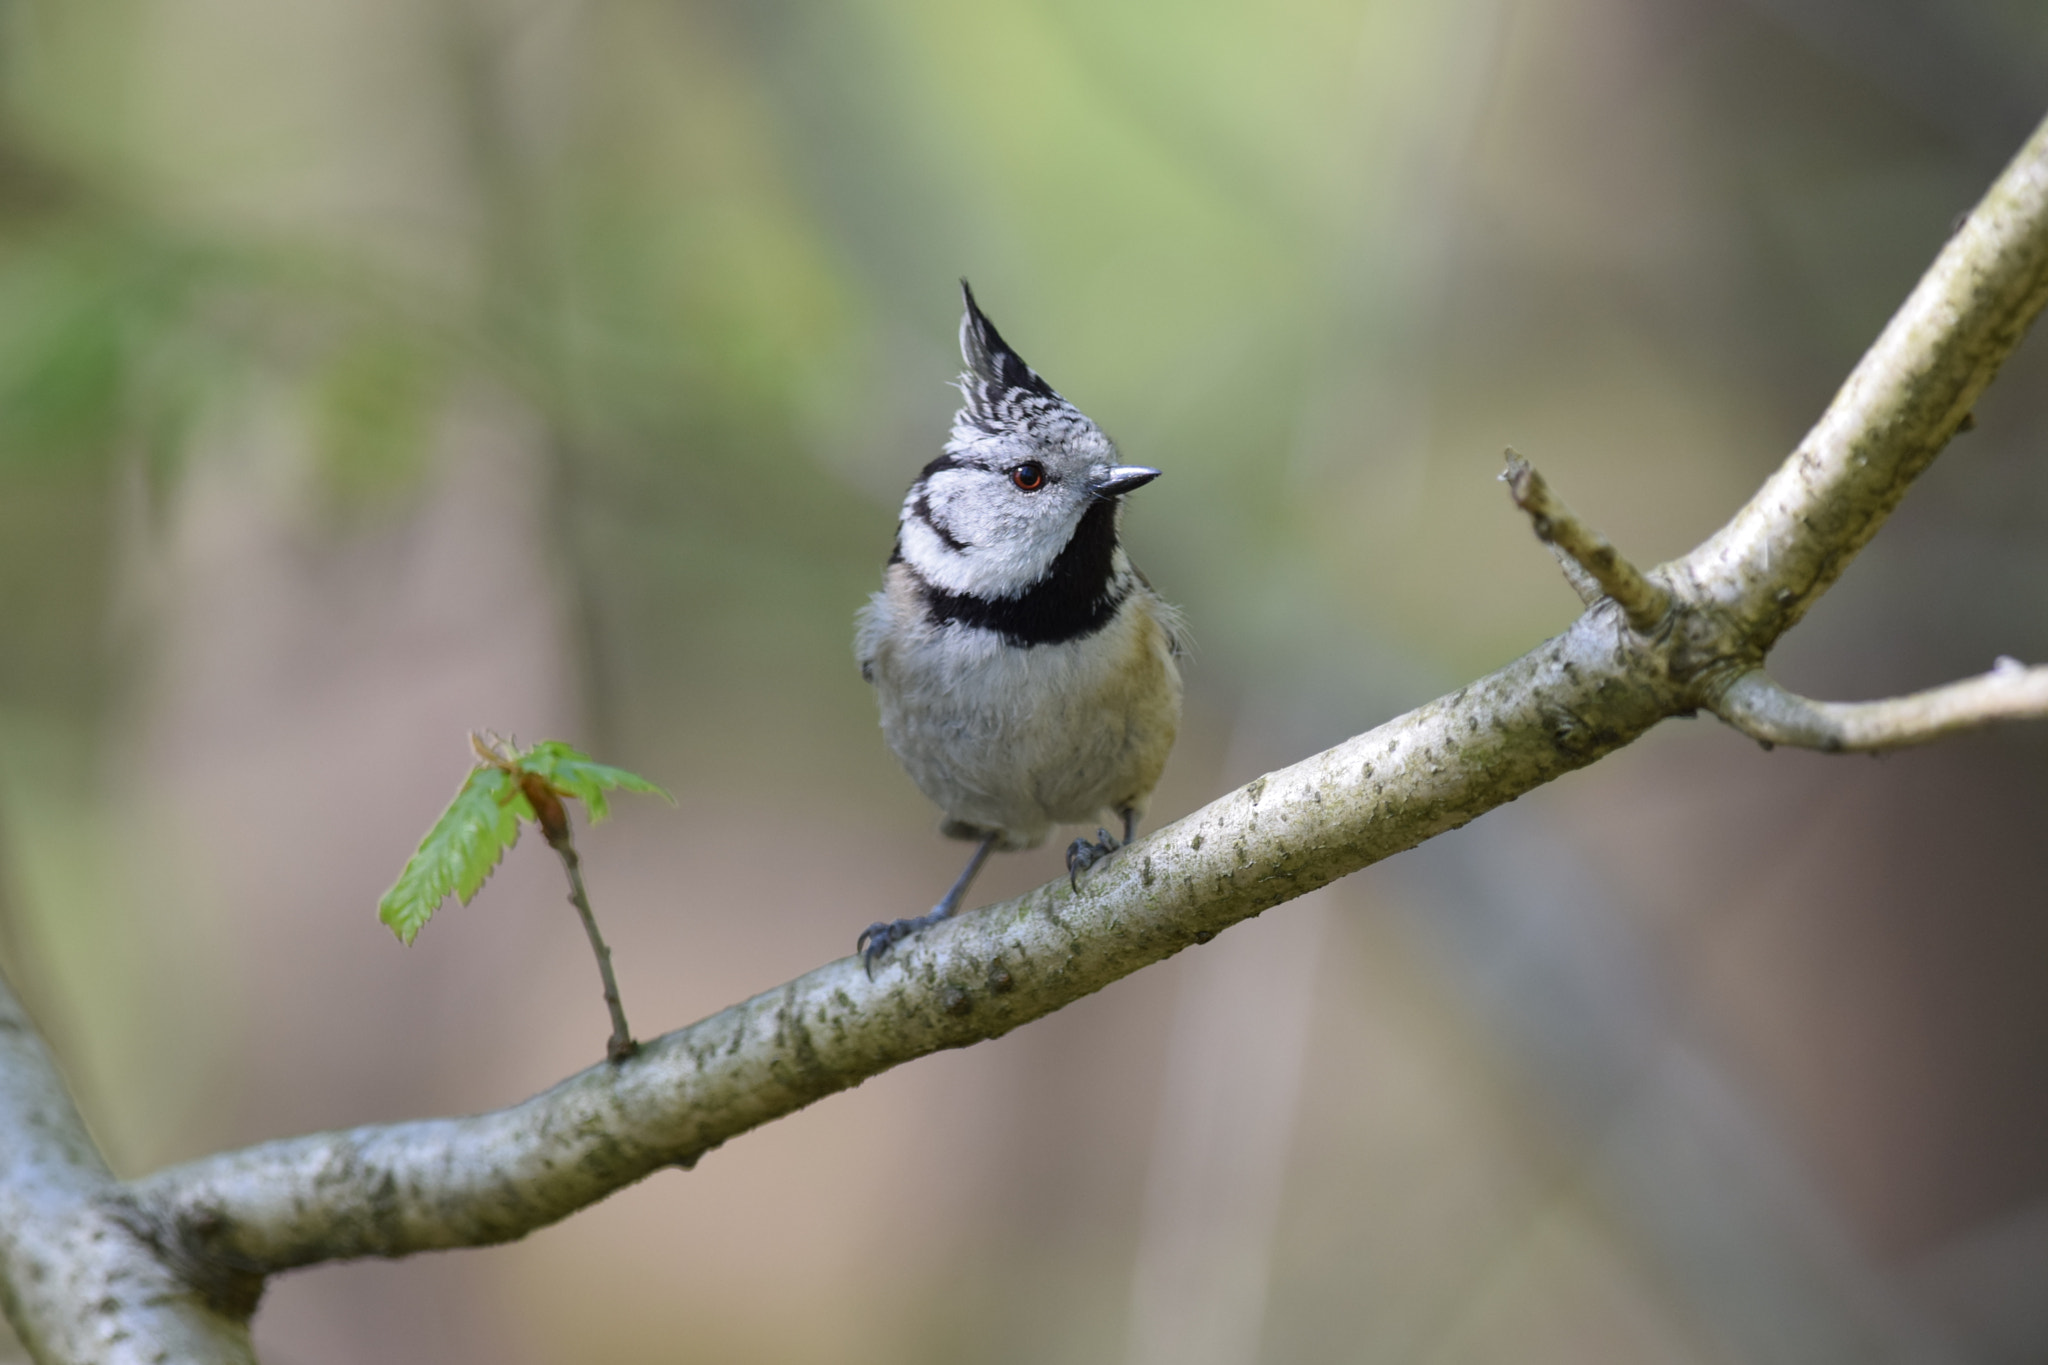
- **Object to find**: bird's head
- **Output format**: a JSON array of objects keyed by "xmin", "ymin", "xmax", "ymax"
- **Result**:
[{"xmin": 897, "ymin": 282, "xmax": 1159, "ymax": 599}]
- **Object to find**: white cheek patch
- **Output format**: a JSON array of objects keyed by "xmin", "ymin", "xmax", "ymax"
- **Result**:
[
  {"xmin": 965, "ymin": 526, "xmax": 1071, "ymax": 597},
  {"xmin": 900, "ymin": 470, "xmax": 1080, "ymax": 598}
]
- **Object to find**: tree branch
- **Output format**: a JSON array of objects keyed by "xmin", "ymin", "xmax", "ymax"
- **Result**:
[
  {"xmin": 1680, "ymin": 115, "xmax": 2048, "ymax": 652},
  {"xmin": 0, "ymin": 969, "xmax": 257, "ymax": 1365},
  {"xmin": 1711, "ymin": 659, "xmax": 2048, "ymax": 752},
  {"xmin": 8, "ymin": 108, "xmax": 2048, "ymax": 1365},
  {"xmin": 130, "ymin": 607, "xmax": 1683, "ymax": 1271},
  {"xmin": 1501, "ymin": 450, "xmax": 1671, "ymax": 630}
]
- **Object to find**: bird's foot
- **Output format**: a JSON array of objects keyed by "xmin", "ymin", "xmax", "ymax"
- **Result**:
[
  {"xmin": 857, "ymin": 909, "xmax": 946, "ymax": 977},
  {"xmin": 859, "ymin": 832, "xmax": 999, "ymax": 976},
  {"xmin": 1066, "ymin": 828, "xmax": 1121, "ymax": 890}
]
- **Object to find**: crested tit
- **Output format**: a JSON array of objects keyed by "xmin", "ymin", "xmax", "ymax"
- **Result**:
[{"xmin": 855, "ymin": 283, "xmax": 1184, "ymax": 970}]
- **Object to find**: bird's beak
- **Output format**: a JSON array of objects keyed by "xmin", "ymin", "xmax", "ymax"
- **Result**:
[{"xmin": 1090, "ymin": 466, "xmax": 1161, "ymax": 498}]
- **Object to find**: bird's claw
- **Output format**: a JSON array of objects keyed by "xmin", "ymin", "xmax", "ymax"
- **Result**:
[
  {"xmin": 857, "ymin": 913, "xmax": 938, "ymax": 977},
  {"xmin": 1066, "ymin": 827, "xmax": 1120, "ymax": 890}
]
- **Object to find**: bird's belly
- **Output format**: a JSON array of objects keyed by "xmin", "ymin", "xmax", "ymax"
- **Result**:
[{"xmin": 874, "ymin": 610, "xmax": 1179, "ymax": 848}]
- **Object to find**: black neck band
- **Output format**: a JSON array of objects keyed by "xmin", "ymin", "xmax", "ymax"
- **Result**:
[{"xmin": 914, "ymin": 498, "xmax": 1127, "ymax": 647}]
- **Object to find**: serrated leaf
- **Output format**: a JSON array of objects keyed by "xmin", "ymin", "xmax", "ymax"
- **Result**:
[
  {"xmin": 377, "ymin": 739, "xmax": 668, "ymax": 946},
  {"xmin": 514, "ymin": 740, "xmax": 672, "ymax": 825},
  {"xmin": 378, "ymin": 766, "xmax": 532, "ymax": 944}
]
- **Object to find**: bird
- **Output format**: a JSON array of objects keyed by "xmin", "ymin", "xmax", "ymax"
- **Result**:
[{"xmin": 854, "ymin": 281, "xmax": 1184, "ymax": 972}]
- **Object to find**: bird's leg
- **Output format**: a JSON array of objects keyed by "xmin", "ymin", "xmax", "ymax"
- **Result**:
[
  {"xmin": 858, "ymin": 832, "xmax": 999, "ymax": 975},
  {"xmin": 1066, "ymin": 806, "xmax": 1139, "ymax": 890}
]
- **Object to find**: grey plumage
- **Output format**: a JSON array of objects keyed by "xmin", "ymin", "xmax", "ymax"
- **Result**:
[{"xmin": 855, "ymin": 284, "xmax": 1184, "ymax": 968}]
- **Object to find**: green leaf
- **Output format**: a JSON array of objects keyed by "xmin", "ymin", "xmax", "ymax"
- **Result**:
[
  {"xmin": 377, "ymin": 766, "xmax": 534, "ymax": 945},
  {"xmin": 376, "ymin": 739, "xmax": 668, "ymax": 944},
  {"xmin": 514, "ymin": 740, "xmax": 672, "ymax": 825}
]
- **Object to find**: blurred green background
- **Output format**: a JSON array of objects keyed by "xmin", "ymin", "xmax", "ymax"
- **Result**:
[{"xmin": 1, "ymin": 0, "xmax": 2046, "ymax": 1361}]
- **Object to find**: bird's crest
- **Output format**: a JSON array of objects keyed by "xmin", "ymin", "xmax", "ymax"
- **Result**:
[{"xmin": 950, "ymin": 281, "xmax": 1101, "ymax": 451}]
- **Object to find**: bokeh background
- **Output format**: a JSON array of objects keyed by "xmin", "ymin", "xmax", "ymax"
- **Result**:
[{"xmin": 0, "ymin": 0, "xmax": 2046, "ymax": 1361}]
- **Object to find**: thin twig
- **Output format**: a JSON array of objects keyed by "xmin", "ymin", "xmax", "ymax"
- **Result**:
[
  {"xmin": 1543, "ymin": 541, "xmax": 1606, "ymax": 609},
  {"xmin": 518, "ymin": 771, "xmax": 636, "ymax": 1062},
  {"xmin": 1500, "ymin": 450, "xmax": 1672, "ymax": 631},
  {"xmin": 1710, "ymin": 659, "xmax": 2048, "ymax": 752},
  {"xmin": 557, "ymin": 841, "xmax": 636, "ymax": 1062}
]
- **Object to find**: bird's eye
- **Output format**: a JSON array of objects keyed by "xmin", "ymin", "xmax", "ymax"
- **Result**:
[{"xmin": 1010, "ymin": 462, "xmax": 1046, "ymax": 492}]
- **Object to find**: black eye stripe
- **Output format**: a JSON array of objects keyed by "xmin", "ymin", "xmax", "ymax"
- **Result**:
[{"xmin": 910, "ymin": 489, "xmax": 968, "ymax": 552}]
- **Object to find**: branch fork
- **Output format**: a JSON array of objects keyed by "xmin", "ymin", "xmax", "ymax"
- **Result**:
[{"xmin": 1501, "ymin": 450, "xmax": 2048, "ymax": 753}]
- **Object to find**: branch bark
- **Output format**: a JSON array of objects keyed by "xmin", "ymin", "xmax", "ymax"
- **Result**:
[
  {"xmin": 0, "ymin": 969, "xmax": 256, "ymax": 1365},
  {"xmin": 6, "ymin": 110, "xmax": 2048, "ymax": 1365},
  {"xmin": 131, "ymin": 611, "xmax": 1677, "ymax": 1273},
  {"xmin": 1501, "ymin": 451, "xmax": 1671, "ymax": 630},
  {"xmin": 1680, "ymin": 114, "xmax": 2048, "ymax": 655},
  {"xmin": 1711, "ymin": 659, "xmax": 2048, "ymax": 751}
]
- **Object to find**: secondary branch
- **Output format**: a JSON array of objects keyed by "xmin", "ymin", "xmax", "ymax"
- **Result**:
[
  {"xmin": 1501, "ymin": 451, "xmax": 1670, "ymax": 630},
  {"xmin": 1711, "ymin": 659, "xmax": 2048, "ymax": 751}
]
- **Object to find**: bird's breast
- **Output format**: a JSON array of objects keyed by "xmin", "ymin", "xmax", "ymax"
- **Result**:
[{"xmin": 865, "ymin": 574, "xmax": 1183, "ymax": 842}]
